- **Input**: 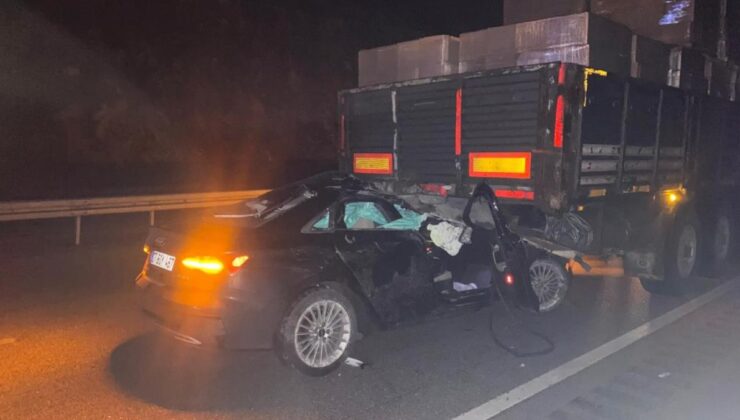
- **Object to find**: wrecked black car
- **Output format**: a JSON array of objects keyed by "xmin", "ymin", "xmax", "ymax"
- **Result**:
[{"xmin": 135, "ymin": 173, "xmax": 570, "ymax": 375}]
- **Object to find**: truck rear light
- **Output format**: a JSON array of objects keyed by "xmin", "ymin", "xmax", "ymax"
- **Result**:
[
  {"xmin": 468, "ymin": 152, "xmax": 531, "ymax": 179},
  {"xmin": 554, "ymin": 95, "xmax": 564, "ymax": 148}
]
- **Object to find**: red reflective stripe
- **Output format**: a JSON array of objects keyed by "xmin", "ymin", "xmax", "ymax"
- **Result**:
[
  {"xmin": 558, "ymin": 63, "xmax": 566, "ymax": 85},
  {"xmin": 455, "ymin": 88, "xmax": 462, "ymax": 156},
  {"xmin": 494, "ymin": 189, "xmax": 535, "ymax": 200},
  {"xmin": 554, "ymin": 95, "xmax": 564, "ymax": 148},
  {"xmin": 339, "ymin": 114, "xmax": 346, "ymax": 152}
]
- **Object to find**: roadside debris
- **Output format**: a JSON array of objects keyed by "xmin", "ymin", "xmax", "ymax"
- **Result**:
[
  {"xmin": 427, "ymin": 221, "xmax": 471, "ymax": 256},
  {"xmin": 344, "ymin": 357, "xmax": 366, "ymax": 369}
]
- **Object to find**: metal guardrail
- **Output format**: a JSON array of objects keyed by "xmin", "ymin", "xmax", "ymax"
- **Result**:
[{"xmin": 0, "ymin": 189, "xmax": 269, "ymax": 244}]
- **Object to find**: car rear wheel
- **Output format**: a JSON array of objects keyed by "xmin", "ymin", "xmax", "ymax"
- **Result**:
[
  {"xmin": 529, "ymin": 259, "xmax": 570, "ymax": 312},
  {"xmin": 279, "ymin": 285, "xmax": 356, "ymax": 376}
]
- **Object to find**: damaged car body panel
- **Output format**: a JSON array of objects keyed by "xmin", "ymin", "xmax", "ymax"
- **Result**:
[{"xmin": 135, "ymin": 172, "xmax": 570, "ymax": 374}]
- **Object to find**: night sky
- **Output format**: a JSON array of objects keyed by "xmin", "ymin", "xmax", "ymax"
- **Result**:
[{"xmin": 0, "ymin": 0, "xmax": 501, "ymax": 199}]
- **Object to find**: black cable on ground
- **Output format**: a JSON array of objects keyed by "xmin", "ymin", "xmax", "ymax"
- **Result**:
[{"xmin": 488, "ymin": 280, "xmax": 555, "ymax": 357}]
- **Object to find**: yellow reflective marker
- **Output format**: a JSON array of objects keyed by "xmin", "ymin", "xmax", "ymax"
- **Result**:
[{"xmin": 468, "ymin": 152, "xmax": 531, "ymax": 179}]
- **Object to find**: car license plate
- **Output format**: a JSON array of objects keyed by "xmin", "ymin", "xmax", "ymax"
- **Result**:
[{"xmin": 150, "ymin": 250, "xmax": 176, "ymax": 271}]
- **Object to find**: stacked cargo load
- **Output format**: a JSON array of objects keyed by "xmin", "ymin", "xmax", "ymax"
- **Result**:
[
  {"xmin": 503, "ymin": 0, "xmax": 727, "ymax": 58},
  {"xmin": 631, "ymin": 35, "xmax": 671, "ymax": 84},
  {"xmin": 460, "ymin": 13, "xmax": 631, "ymax": 75},
  {"xmin": 357, "ymin": 35, "xmax": 459, "ymax": 87},
  {"xmin": 668, "ymin": 47, "xmax": 709, "ymax": 94},
  {"xmin": 357, "ymin": 0, "xmax": 737, "ymax": 100}
]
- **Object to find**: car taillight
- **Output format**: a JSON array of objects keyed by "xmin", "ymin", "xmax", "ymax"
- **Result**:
[
  {"xmin": 182, "ymin": 256, "xmax": 225, "ymax": 275},
  {"xmin": 181, "ymin": 254, "xmax": 250, "ymax": 275},
  {"xmin": 229, "ymin": 255, "xmax": 250, "ymax": 273},
  {"xmin": 143, "ymin": 244, "xmax": 150, "ymax": 254}
]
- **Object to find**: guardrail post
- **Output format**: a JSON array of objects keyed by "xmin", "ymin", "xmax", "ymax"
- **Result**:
[
  {"xmin": 75, "ymin": 216, "xmax": 81, "ymax": 245},
  {"xmin": 149, "ymin": 211, "xmax": 155, "ymax": 226}
]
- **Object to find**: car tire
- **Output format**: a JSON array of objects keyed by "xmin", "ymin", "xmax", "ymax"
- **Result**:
[
  {"xmin": 278, "ymin": 284, "xmax": 357, "ymax": 376},
  {"xmin": 528, "ymin": 259, "xmax": 570, "ymax": 312},
  {"xmin": 642, "ymin": 210, "xmax": 701, "ymax": 295}
]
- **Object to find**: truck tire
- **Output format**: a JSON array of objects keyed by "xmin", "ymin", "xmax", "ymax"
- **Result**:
[
  {"xmin": 640, "ymin": 210, "xmax": 701, "ymax": 295},
  {"xmin": 710, "ymin": 212, "xmax": 735, "ymax": 276},
  {"xmin": 278, "ymin": 284, "xmax": 357, "ymax": 376}
]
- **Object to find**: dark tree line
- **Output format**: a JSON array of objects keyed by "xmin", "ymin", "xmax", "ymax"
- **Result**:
[{"xmin": 1, "ymin": 0, "xmax": 498, "ymax": 198}]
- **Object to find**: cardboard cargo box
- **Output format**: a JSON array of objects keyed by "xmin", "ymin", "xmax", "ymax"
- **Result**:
[
  {"xmin": 459, "ymin": 25, "xmax": 517, "ymax": 72},
  {"xmin": 514, "ymin": 13, "xmax": 629, "ymax": 52},
  {"xmin": 358, "ymin": 44, "xmax": 398, "ymax": 87},
  {"xmin": 397, "ymin": 35, "xmax": 460, "ymax": 81},
  {"xmin": 503, "ymin": 0, "xmax": 589, "ymax": 24},
  {"xmin": 668, "ymin": 47, "xmax": 708, "ymax": 94},
  {"xmin": 504, "ymin": 0, "xmax": 726, "ymax": 58},
  {"xmin": 516, "ymin": 45, "xmax": 590, "ymax": 67},
  {"xmin": 516, "ymin": 44, "xmax": 630, "ymax": 75},
  {"xmin": 358, "ymin": 35, "xmax": 459, "ymax": 86},
  {"xmin": 631, "ymin": 35, "xmax": 671, "ymax": 84},
  {"xmin": 515, "ymin": 13, "xmax": 631, "ymax": 74}
]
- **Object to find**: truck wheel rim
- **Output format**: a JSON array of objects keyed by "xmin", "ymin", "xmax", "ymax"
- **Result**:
[
  {"xmin": 677, "ymin": 225, "xmax": 697, "ymax": 278},
  {"xmin": 715, "ymin": 216, "xmax": 731, "ymax": 262},
  {"xmin": 529, "ymin": 260, "xmax": 567, "ymax": 312},
  {"xmin": 294, "ymin": 300, "xmax": 351, "ymax": 368}
]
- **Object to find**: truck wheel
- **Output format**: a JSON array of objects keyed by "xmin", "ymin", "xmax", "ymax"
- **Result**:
[
  {"xmin": 711, "ymin": 213, "xmax": 734, "ymax": 275},
  {"xmin": 278, "ymin": 284, "xmax": 356, "ymax": 376},
  {"xmin": 529, "ymin": 259, "xmax": 570, "ymax": 312},
  {"xmin": 643, "ymin": 211, "xmax": 701, "ymax": 295}
]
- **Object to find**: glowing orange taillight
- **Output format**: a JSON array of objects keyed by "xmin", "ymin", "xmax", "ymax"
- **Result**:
[
  {"xmin": 231, "ymin": 255, "xmax": 250, "ymax": 269},
  {"xmin": 143, "ymin": 244, "xmax": 151, "ymax": 254},
  {"xmin": 181, "ymin": 256, "xmax": 225, "ymax": 275}
]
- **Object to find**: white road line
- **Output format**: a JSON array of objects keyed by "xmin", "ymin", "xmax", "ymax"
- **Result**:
[{"xmin": 454, "ymin": 280, "xmax": 738, "ymax": 420}]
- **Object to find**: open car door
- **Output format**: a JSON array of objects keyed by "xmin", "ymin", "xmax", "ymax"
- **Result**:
[
  {"xmin": 333, "ymin": 196, "xmax": 438, "ymax": 323},
  {"xmin": 463, "ymin": 183, "xmax": 542, "ymax": 312}
]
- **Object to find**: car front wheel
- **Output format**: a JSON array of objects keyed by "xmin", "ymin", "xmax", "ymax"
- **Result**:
[
  {"xmin": 529, "ymin": 259, "xmax": 570, "ymax": 312},
  {"xmin": 278, "ymin": 284, "xmax": 356, "ymax": 376}
]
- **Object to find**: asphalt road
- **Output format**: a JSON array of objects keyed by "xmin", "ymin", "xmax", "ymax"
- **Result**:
[{"xmin": 1, "ymin": 213, "xmax": 739, "ymax": 419}]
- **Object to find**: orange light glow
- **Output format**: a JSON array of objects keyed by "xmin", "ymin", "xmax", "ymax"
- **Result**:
[
  {"xmin": 231, "ymin": 255, "xmax": 250, "ymax": 268},
  {"xmin": 143, "ymin": 244, "xmax": 150, "ymax": 254},
  {"xmin": 505, "ymin": 273, "xmax": 514, "ymax": 285},
  {"xmin": 182, "ymin": 256, "xmax": 224, "ymax": 275}
]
